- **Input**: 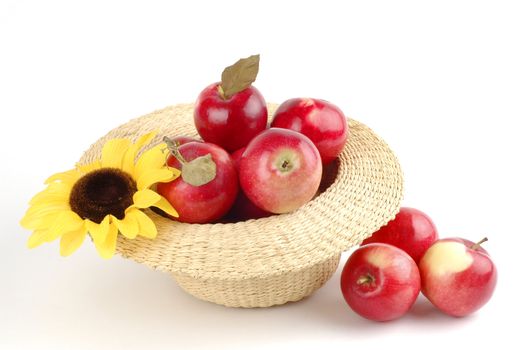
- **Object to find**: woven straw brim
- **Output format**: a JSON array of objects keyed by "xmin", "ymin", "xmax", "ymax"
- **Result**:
[{"xmin": 79, "ymin": 103, "xmax": 403, "ymax": 307}]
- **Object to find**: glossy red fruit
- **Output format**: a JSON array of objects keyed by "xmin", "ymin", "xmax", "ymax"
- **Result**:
[
  {"xmin": 224, "ymin": 190, "xmax": 273, "ymax": 222},
  {"xmin": 194, "ymin": 83, "xmax": 268, "ymax": 152},
  {"xmin": 419, "ymin": 237, "xmax": 497, "ymax": 317},
  {"xmin": 341, "ymin": 243, "xmax": 421, "ymax": 322},
  {"xmin": 224, "ymin": 146, "xmax": 271, "ymax": 221},
  {"xmin": 271, "ymin": 98, "xmax": 348, "ymax": 164},
  {"xmin": 172, "ymin": 135, "xmax": 201, "ymax": 145},
  {"xmin": 361, "ymin": 207, "xmax": 438, "ymax": 264},
  {"xmin": 230, "ymin": 146, "xmax": 246, "ymax": 171},
  {"xmin": 156, "ymin": 141, "xmax": 238, "ymax": 223},
  {"xmin": 239, "ymin": 128, "xmax": 322, "ymax": 214}
]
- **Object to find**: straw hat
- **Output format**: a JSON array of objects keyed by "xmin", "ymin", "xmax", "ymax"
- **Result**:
[{"xmin": 79, "ymin": 103, "xmax": 403, "ymax": 308}]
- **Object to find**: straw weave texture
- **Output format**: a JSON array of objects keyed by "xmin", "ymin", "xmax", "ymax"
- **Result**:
[{"xmin": 79, "ymin": 103, "xmax": 403, "ymax": 307}]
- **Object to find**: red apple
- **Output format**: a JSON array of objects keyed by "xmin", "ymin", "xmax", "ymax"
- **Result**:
[
  {"xmin": 224, "ymin": 146, "xmax": 272, "ymax": 221},
  {"xmin": 361, "ymin": 207, "xmax": 438, "ymax": 264},
  {"xmin": 419, "ymin": 237, "xmax": 497, "ymax": 317},
  {"xmin": 194, "ymin": 55, "xmax": 268, "ymax": 152},
  {"xmin": 230, "ymin": 146, "xmax": 246, "ymax": 171},
  {"xmin": 270, "ymin": 98, "xmax": 348, "ymax": 164},
  {"xmin": 239, "ymin": 128, "xmax": 322, "ymax": 214},
  {"xmin": 223, "ymin": 190, "xmax": 273, "ymax": 222},
  {"xmin": 172, "ymin": 135, "xmax": 201, "ymax": 145},
  {"xmin": 156, "ymin": 140, "xmax": 238, "ymax": 223},
  {"xmin": 341, "ymin": 243, "xmax": 421, "ymax": 322}
]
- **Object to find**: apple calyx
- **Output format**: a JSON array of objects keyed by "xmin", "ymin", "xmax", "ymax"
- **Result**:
[
  {"xmin": 357, "ymin": 273, "xmax": 375, "ymax": 286},
  {"xmin": 219, "ymin": 54, "xmax": 260, "ymax": 99},
  {"xmin": 274, "ymin": 150, "xmax": 299, "ymax": 174},
  {"xmin": 471, "ymin": 237, "xmax": 489, "ymax": 251},
  {"xmin": 280, "ymin": 160, "xmax": 293, "ymax": 172},
  {"xmin": 163, "ymin": 136, "xmax": 217, "ymax": 186}
]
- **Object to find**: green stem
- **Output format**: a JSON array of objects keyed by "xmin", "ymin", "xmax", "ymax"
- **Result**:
[{"xmin": 163, "ymin": 136, "xmax": 187, "ymax": 165}]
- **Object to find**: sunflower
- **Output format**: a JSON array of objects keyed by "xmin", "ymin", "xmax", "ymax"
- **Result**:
[{"xmin": 20, "ymin": 131, "xmax": 180, "ymax": 259}]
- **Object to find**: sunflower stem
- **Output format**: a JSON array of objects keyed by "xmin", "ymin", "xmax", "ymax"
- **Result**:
[{"xmin": 163, "ymin": 136, "xmax": 188, "ymax": 165}]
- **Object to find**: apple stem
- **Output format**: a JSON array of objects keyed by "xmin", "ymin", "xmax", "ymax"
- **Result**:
[
  {"xmin": 471, "ymin": 237, "xmax": 489, "ymax": 250},
  {"xmin": 217, "ymin": 85, "xmax": 226, "ymax": 100},
  {"xmin": 163, "ymin": 136, "xmax": 188, "ymax": 165}
]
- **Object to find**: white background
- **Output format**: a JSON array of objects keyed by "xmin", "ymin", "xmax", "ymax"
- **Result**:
[{"xmin": 1, "ymin": 0, "xmax": 525, "ymax": 349}]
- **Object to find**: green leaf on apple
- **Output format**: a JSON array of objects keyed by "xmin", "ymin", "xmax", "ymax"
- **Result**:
[
  {"xmin": 181, "ymin": 153, "xmax": 217, "ymax": 186},
  {"xmin": 162, "ymin": 136, "xmax": 217, "ymax": 187},
  {"xmin": 220, "ymin": 54, "xmax": 260, "ymax": 99}
]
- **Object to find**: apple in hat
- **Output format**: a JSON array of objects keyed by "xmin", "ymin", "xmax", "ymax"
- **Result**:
[
  {"xmin": 156, "ymin": 139, "xmax": 238, "ymax": 223},
  {"xmin": 270, "ymin": 98, "xmax": 348, "ymax": 164},
  {"xmin": 224, "ymin": 146, "xmax": 272, "ymax": 221},
  {"xmin": 239, "ymin": 128, "xmax": 322, "ymax": 214},
  {"xmin": 194, "ymin": 55, "xmax": 268, "ymax": 152}
]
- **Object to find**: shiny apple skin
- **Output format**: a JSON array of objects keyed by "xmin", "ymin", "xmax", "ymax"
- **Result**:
[
  {"xmin": 419, "ymin": 238, "xmax": 497, "ymax": 317},
  {"xmin": 239, "ymin": 128, "xmax": 322, "ymax": 214},
  {"xmin": 270, "ymin": 98, "xmax": 348, "ymax": 164},
  {"xmin": 172, "ymin": 135, "xmax": 201, "ymax": 145},
  {"xmin": 156, "ymin": 141, "xmax": 238, "ymax": 223},
  {"xmin": 224, "ymin": 190, "xmax": 273, "ymax": 222},
  {"xmin": 341, "ymin": 243, "xmax": 421, "ymax": 322},
  {"xmin": 361, "ymin": 207, "xmax": 438, "ymax": 264},
  {"xmin": 223, "ymin": 146, "xmax": 272, "ymax": 221},
  {"xmin": 194, "ymin": 82, "xmax": 268, "ymax": 152},
  {"xmin": 230, "ymin": 146, "xmax": 246, "ymax": 171}
]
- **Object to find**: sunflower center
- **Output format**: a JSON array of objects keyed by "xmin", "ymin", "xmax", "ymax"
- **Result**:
[{"xmin": 69, "ymin": 168, "xmax": 137, "ymax": 223}]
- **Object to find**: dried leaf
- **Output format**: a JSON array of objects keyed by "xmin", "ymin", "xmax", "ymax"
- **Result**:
[
  {"xmin": 181, "ymin": 154, "xmax": 217, "ymax": 186},
  {"xmin": 220, "ymin": 54, "xmax": 260, "ymax": 99}
]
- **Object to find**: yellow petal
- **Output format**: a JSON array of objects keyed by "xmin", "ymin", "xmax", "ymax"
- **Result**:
[
  {"xmin": 131, "ymin": 190, "xmax": 178, "ymax": 217},
  {"xmin": 29, "ymin": 182, "xmax": 71, "ymax": 206},
  {"xmin": 45, "ymin": 169, "xmax": 81, "ymax": 185},
  {"xmin": 94, "ymin": 221, "xmax": 118, "ymax": 259},
  {"xmin": 101, "ymin": 138, "xmax": 132, "ymax": 168},
  {"xmin": 76, "ymin": 161, "xmax": 101, "ymax": 174},
  {"xmin": 25, "ymin": 200, "xmax": 69, "ymax": 223},
  {"xmin": 21, "ymin": 209, "xmax": 70, "ymax": 231},
  {"xmin": 20, "ymin": 206, "xmax": 66, "ymax": 230},
  {"xmin": 133, "ymin": 143, "xmax": 169, "ymax": 180},
  {"xmin": 27, "ymin": 229, "xmax": 49, "ymax": 249},
  {"xmin": 60, "ymin": 227, "xmax": 87, "ymax": 257},
  {"xmin": 23, "ymin": 201, "xmax": 70, "ymax": 220},
  {"xmin": 168, "ymin": 166, "xmax": 181, "ymax": 176},
  {"xmin": 136, "ymin": 168, "xmax": 179, "ymax": 190},
  {"xmin": 21, "ymin": 212, "xmax": 52, "ymax": 230},
  {"xmin": 133, "ymin": 209, "xmax": 158, "ymax": 239},
  {"xmin": 122, "ymin": 150, "xmax": 135, "ymax": 176},
  {"xmin": 133, "ymin": 189, "xmax": 162, "ymax": 208},
  {"xmin": 135, "ymin": 131, "xmax": 158, "ymax": 148},
  {"xmin": 122, "ymin": 131, "xmax": 157, "ymax": 175},
  {"xmin": 114, "ymin": 213, "xmax": 139, "ymax": 239},
  {"xmin": 45, "ymin": 211, "xmax": 85, "ymax": 242},
  {"xmin": 85, "ymin": 216, "xmax": 110, "ymax": 244},
  {"xmin": 153, "ymin": 196, "xmax": 178, "ymax": 218}
]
